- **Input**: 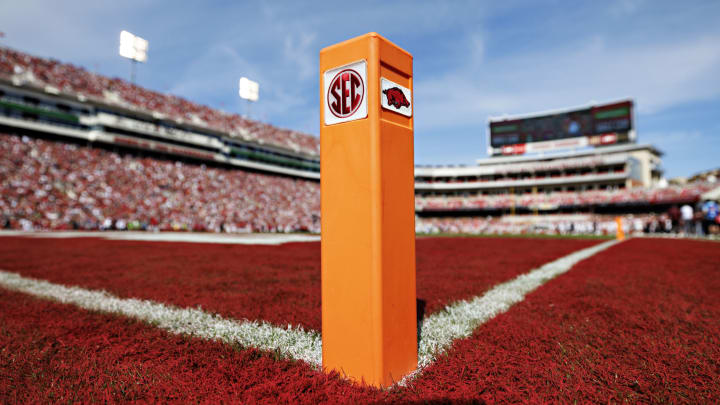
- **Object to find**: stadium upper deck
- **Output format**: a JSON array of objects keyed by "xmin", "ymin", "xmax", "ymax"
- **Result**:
[
  {"xmin": 412, "ymin": 98, "xmax": 683, "ymax": 215},
  {"xmin": 415, "ymin": 143, "xmax": 664, "ymax": 196},
  {"xmin": 0, "ymin": 47, "xmax": 320, "ymax": 179}
]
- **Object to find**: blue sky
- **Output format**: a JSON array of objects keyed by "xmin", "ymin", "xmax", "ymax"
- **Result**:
[{"xmin": 1, "ymin": 0, "xmax": 718, "ymax": 177}]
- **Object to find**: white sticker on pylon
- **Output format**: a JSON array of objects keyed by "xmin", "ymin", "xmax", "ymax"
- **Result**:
[
  {"xmin": 381, "ymin": 77, "xmax": 412, "ymax": 117},
  {"xmin": 323, "ymin": 60, "xmax": 368, "ymax": 125}
]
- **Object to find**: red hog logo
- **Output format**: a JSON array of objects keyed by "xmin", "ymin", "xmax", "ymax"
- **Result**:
[{"xmin": 383, "ymin": 87, "xmax": 410, "ymax": 109}]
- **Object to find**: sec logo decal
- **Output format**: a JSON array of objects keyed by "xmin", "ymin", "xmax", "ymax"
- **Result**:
[
  {"xmin": 323, "ymin": 60, "xmax": 367, "ymax": 125},
  {"xmin": 328, "ymin": 69, "xmax": 364, "ymax": 118}
]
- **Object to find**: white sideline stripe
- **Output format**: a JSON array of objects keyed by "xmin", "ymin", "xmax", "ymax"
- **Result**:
[
  {"xmin": 416, "ymin": 239, "xmax": 620, "ymax": 368},
  {"xmin": 0, "ymin": 270, "xmax": 322, "ymax": 367},
  {"xmin": 0, "ymin": 230, "xmax": 320, "ymax": 245},
  {"xmin": 0, "ymin": 239, "xmax": 619, "ymax": 378}
]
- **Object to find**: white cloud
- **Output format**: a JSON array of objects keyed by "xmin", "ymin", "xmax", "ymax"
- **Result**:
[
  {"xmin": 644, "ymin": 130, "xmax": 702, "ymax": 147},
  {"xmin": 283, "ymin": 32, "xmax": 317, "ymax": 80},
  {"xmin": 414, "ymin": 34, "xmax": 720, "ymax": 131},
  {"xmin": 167, "ymin": 44, "xmax": 254, "ymax": 112},
  {"xmin": 469, "ymin": 34, "xmax": 485, "ymax": 65},
  {"xmin": 608, "ymin": 0, "xmax": 647, "ymax": 17},
  {"xmin": 0, "ymin": 0, "xmax": 148, "ymax": 70},
  {"xmin": 2, "ymin": 0, "xmax": 719, "ymax": 174}
]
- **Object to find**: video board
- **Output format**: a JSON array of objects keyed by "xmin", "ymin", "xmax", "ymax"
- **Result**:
[{"xmin": 489, "ymin": 100, "xmax": 633, "ymax": 156}]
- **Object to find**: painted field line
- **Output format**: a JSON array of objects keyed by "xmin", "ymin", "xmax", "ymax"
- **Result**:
[
  {"xmin": 0, "ymin": 239, "xmax": 619, "ymax": 379},
  {"xmin": 0, "ymin": 270, "xmax": 322, "ymax": 367},
  {"xmin": 416, "ymin": 239, "xmax": 620, "ymax": 369},
  {"xmin": 0, "ymin": 230, "xmax": 320, "ymax": 245}
]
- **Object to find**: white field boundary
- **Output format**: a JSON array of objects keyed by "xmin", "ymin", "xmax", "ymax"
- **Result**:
[
  {"xmin": 0, "ymin": 239, "xmax": 620, "ymax": 379},
  {"xmin": 0, "ymin": 270, "xmax": 322, "ymax": 367},
  {"xmin": 0, "ymin": 230, "xmax": 320, "ymax": 245},
  {"xmin": 416, "ymin": 239, "xmax": 619, "ymax": 367}
]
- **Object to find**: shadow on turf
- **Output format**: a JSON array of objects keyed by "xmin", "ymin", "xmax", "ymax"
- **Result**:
[{"xmin": 417, "ymin": 298, "xmax": 426, "ymax": 352}]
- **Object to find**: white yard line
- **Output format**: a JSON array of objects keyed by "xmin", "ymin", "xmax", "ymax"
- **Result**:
[
  {"xmin": 416, "ymin": 239, "xmax": 620, "ymax": 369},
  {"xmin": 0, "ymin": 270, "xmax": 322, "ymax": 367},
  {"xmin": 0, "ymin": 238, "xmax": 620, "ymax": 379}
]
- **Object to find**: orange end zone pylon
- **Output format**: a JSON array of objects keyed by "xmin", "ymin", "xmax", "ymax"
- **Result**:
[
  {"xmin": 616, "ymin": 216, "xmax": 625, "ymax": 240},
  {"xmin": 320, "ymin": 32, "xmax": 417, "ymax": 387}
]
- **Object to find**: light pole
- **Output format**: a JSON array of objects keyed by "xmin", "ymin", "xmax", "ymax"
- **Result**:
[
  {"xmin": 119, "ymin": 30, "xmax": 148, "ymax": 84},
  {"xmin": 239, "ymin": 77, "xmax": 259, "ymax": 118}
]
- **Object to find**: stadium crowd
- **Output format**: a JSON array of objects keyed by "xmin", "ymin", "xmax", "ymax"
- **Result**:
[
  {"xmin": 0, "ymin": 47, "xmax": 319, "ymax": 155},
  {"xmin": 417, "ymin": 215, "xmax": 621, "ymax": 236},
  {"xmin": 2, "ymin": 133, "xmax": 717, "ymax": 236},
  {"xmin": 415, "ymin": 183, "xmax": 715, "ymax": 211},
  {"xmin": 416, "ymin": 209, "xmax": 720, "ymax": 237},
  {"xmin": 0, "ymin": 134, "xmax": 320, "ymax": 233}
]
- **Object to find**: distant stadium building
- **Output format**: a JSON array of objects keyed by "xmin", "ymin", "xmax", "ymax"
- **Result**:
[
  {"xmin": 416, "ymin": 142, "xmax": 664, "ymax": 197},
  {"xmin": 414, "ymin": 100, "xmax": 711, "ymax": 219}
]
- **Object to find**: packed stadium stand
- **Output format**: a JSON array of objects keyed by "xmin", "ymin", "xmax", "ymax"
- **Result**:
[
  {"xmin": 415, "ymin": 180, "xmax": 714, "ymax": 212},
  {"xmin": 416, "ymin": 212, "xmax": 704, "ymax": 236},
  {"xmin": 0, "ymin": 133, "xmax": 319, "ymax": 232},
  {"xmin": 0, "ymin": 47, "xmax": 320, "ymax": 178},
  {"xmin": 1, "ymin": 46, "xmax": 718, "ymax": 235}
]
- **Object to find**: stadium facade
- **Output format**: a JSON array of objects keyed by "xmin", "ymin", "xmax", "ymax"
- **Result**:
[
  {"xmin": 416, "ymin": 143, "xmax": 664, "ymax": 197},
  {"xmin": 415, "ymin": 100, "xmax": 672, "ymax": 216},
  {"xmin": 0, "ymin": 47, "xmax": 320, "ymax": 181},
  {"xmin": 1, "ymin": 46, "xmax": 717, "ymax": 234}
]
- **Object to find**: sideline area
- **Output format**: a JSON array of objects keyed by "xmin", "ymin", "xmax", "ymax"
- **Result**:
[{"xmin": 0, "ymin": 230, "xmax": 320, "ymax": 245}]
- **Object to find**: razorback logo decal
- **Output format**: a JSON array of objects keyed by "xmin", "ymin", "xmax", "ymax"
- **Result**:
[
  {"xmin": 380, "ymin": 78, "xmax": 412, "ymax": 117},
  {"xmin": 383, "ymin": 87, "xmax": 410, "ymax": 109}
]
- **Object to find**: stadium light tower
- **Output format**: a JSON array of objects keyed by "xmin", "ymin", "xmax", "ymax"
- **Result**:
[
  {"xmin": 238, "ymin": 77, "xmax": 259, "ymax": 118},
  {"xmin": 119, "ymin": 30, "xmax": 148, "ymax": 84}
]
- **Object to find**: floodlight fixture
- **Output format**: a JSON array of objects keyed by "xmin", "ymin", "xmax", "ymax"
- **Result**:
[
  {"xmin": 239, "ymin": 77, "xmax": 259, "ymax": 102},
  {"xmin": 119, "ymin": 30, "xmax": 148, "ymax": 83},
  {"xmin": 119, "ymin": 30, "xmax": 148, "ymax": 63}
]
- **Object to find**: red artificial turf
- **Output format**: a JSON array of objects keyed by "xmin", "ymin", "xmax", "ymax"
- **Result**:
[
  {"xmin": 1, "ymin": 237, "xmax": 718, "ymax": 403},
  {"xmin": 0, "ymin": 236, "xmax": 598, "ymax": 331},
  {"xmin": 404, "ymin": 238, "xmax": 720, "ymax": 403},
  {"xmin": 0, "ymin": 288, "xmax": 381, "ymax": 404},
  {"xmin": 415, "ymin": 237, "xmax": 600, "ymax": 315}
]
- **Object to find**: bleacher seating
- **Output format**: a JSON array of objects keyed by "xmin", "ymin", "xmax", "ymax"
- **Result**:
[
  {"xmin": 0, "ymin": 47, "xmax": 319, "ymax": 156},
  {"xmin": 0, "ymin": 134, "xmax": 320, "ymax": 232},
  {"xmin": 415, "ymin": 183, "xmax": 714, "ymax": 212}
]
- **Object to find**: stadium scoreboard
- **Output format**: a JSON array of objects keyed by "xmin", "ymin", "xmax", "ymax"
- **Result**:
[{"xmin": 488, "ymin": 100, "xmax": 634, "ymax": 156}]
